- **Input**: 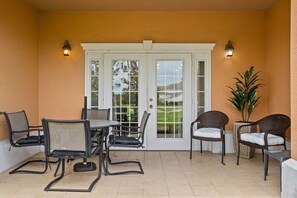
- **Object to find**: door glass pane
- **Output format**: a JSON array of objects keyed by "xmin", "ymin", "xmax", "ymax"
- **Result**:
[
  {"xmin": 112, "ymin": 60, "xmax": 139, "ymax": 128},
  {"xmin": 91, "ymin": 61, "xmax": 99, "ymax": 108},
  {"xmin": 156, "ymin": 60, "xmax": 183, "ymax": 138},
  {"xmin": 197, "ymin": 61, "xmax": 205, "ymax": 116}
]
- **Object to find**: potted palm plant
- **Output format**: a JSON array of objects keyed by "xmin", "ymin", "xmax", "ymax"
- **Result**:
[{"xmin": 228, "ymin": 66, "xmax": 263, "ymax": 158}]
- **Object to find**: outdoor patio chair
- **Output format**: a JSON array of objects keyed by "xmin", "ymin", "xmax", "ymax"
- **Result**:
[
  {"xmin": 104, "ymin": 111, "xmax": 150, "ymax": 175},
  {"xmin": 81, "ymin": 108, "xmax": 110, "ymax": 146},
  {"xmin": 236, "ymin": 114, "xmax": 290, "ymax": 165},
  {"xmin": 42, "ymin": 118, "xmax": 102, "ymax": 192},
  {"xmin": 74, "ymin": 108, "xmax": 110, "ymax": 172},
  {"xmin": 4, "ymin": 110, "xmax": 49, "ymax": 174},
  {"xmin": 190, "ymin": 110, "xmax": 229, "ymax": 165}
]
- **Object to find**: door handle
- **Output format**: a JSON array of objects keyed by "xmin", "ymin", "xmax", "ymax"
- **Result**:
[{"xmin": 149, "ymin": 105, "xmax": 153, "ymax": 109}]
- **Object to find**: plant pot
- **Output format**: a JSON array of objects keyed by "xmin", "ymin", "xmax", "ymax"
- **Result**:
[{"xmin": 233, "ymin": 121, "xmax": 256, "ymax": 159}]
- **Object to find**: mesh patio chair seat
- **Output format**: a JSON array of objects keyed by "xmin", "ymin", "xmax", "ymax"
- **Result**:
[
  {"xmin": 42, "ymin": 119, "xmax": 103, "ymax": 192},
  {"xmin": 190, "ymin": 110, "xmax": 229, "ymax": 165},
  {"xmin": 104, "ymin": 111, "xmax": 150, "ymax": 175},
  {"xmin": 236, "ymin": 114, "xmax": 290, "ymax": 165}
]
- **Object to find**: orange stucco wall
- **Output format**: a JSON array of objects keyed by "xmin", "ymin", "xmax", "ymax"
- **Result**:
[
  {"xmin": 291, "ymin": 0, "xmax": 297, "ymax": 160},
  {"xmin": 38, "ymin": 11, "xmax": 268, "ymax": 130},
  {"xmin": 0, "ymin": 0, "xmax": 292, "ymax": 142},
  {"xmin": 266, "ymin": 0, "xmax": 291, "ymax": 136},
  {"xmin": 0, "ymin": 0, "xmax": 39, "ymax": 140}
]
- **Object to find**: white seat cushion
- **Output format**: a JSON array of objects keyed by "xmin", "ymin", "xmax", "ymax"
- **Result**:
[
  {"xmin": 240, "ymin": 132, "xmax": 284, "ymax": 146},
  {"xmin": 193, "ymin": 128, "xmax": 222, "ymax": 138}
]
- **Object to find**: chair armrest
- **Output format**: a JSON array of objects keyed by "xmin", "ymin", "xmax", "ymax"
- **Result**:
[
  {"xmin": 262, "ymin": 130, "xmax": 286, "ymax": 146},
  {"xmin": 11, "ymin": 129, "xmax": 30, "ymax": 133},
  {"xmin": 119, "ymin": 125, "xmax": 140, "ymax": 130},
  {"xmin": 111, "ymin": 129, "xmax": 143, "ymax": 134},
  {"xmin": 29, "ymin": 125, "xmax": 43, "ymax": 129},
  {"xmin": 220, "ymin": 127, "xmax": 225, "ymax": 136},
  {"xmin": 190, "ymin": 121, "xmax": 200, "ymax": 136},
  {"xmin": 237, "ymin": 122, "xmax": 258, "ymax": 141}
]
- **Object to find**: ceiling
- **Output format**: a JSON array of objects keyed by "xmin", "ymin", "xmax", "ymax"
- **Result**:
[{"xmin": 24, "ymin": 0, "xmax": 278, "ymax": 11}]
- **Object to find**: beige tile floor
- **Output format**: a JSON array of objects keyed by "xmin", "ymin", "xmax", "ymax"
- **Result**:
[{"xmin": 0, "ymin": 151, "xmax": 282, "ymax": 198}]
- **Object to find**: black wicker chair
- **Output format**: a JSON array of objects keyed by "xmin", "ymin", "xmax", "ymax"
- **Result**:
[
  {"xmin": 104, "ymin": 111, "xmax": 150, "ymax": 175},
  {"xmin": 236, "ymin": 114, "xmax": 290, "ymax": 165},
  {"xmin": 190, "ymin": 111, "xmax": 229, "ymax": 165},
  {"xmin": 4, "ymin": 110, "xmax": 49, "ymax": 174},
  {"xmin": 42, "ymin": 119, "xmax": 102, "ymax": 192}
]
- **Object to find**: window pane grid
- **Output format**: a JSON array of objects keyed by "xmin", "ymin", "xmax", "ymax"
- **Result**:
[
  {"xmin": 91, "ymin": 60, "xmax": 99, "ymax": 108},
  {"xmin": 157, "ymin": 60, "xmax": 183, "ymax": 139},
  {"xmin": 197, "ymin": 61, "xmax": 205, "ymax": 116},
  {"xmin": 112, "ymin": 60, "xmax": 139, "ymax": 131}
]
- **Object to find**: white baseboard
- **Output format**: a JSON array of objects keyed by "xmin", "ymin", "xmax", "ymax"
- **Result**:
[{"xmin": 0, "ymin": 139, "xmax": 41, "ymax": 173}]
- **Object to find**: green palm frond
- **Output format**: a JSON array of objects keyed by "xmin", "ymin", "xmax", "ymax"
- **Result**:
[{"xmin": 228, "ymin": 66, "xmax": 263, "ymax": 122}]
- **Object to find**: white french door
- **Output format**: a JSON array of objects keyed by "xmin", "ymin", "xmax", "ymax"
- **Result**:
[
  {"xmin": 82, "ymin": 41, "xmax": 214, "ymax": 151},
  {"xmin": 146, "ymin": 54, "xmax": 192, "ymax": 150},
  {"xmin": 104, "ymin": 54, "xmax": 147, "ymax": 141}
]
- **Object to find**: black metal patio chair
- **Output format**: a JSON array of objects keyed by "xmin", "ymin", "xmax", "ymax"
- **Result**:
[
  {"xmin": 73, "ymin": 108, "xmax": 110, "ymax": 172},
  {"xmin": 4, "ymin": 110, "xmax": 49, "ymax": 174},
  {"xmin": 104, "ymin": 111, "xmax": 150, "ymax": 175},
  {"xmin": 42, "ymin": 118, "xmax": 103, "ymax": 192}
]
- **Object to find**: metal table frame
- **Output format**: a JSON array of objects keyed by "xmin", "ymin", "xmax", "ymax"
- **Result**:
[{"xmin": 73, "ymin": 120, "xmax": 120, "ymax": 173}]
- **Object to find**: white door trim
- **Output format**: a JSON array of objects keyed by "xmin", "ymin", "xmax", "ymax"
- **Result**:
[{"xmin": 81, "ymin": 40, "xmax": 215, "ymax": 53}]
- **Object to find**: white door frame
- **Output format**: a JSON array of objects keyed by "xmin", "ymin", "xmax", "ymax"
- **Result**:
[{"xmin": 82, "ymin": 41, "xmax": 215, "ymax": 150}]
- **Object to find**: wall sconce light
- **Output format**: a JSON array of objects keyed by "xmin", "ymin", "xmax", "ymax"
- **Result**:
[
  {"xmin": 225, "ymin": 40, "xmax": 234, "ymax": 57},
  {"xmin": 62, "ymin": 40, "xmax": 71, "ymax": 56}
]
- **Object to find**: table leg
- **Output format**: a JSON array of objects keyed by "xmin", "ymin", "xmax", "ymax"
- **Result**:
[{"xmin": 280, "ymin": 162, "xmax": 282, "ymax": 192}]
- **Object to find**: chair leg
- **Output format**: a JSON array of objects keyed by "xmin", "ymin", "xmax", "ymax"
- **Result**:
[
  {"xmin": 262, "ymin": 149, "xmax": 264, "ymax": 162},
  {"xmin": 190, "ymin": 137, "xmax": 193, "ymax": 159},
  {"xmin": 221, "ymin": 140, "xmax": 225, "ymax": 165},
  {"xmin": 200, "ymin": 140, "xmax": 203, "ymax": 153},
  {"xmin": 223, "ymin": 136, "xmax": 226, "ymax": 156},
  {"xmin": 45, "ymin": 157, "xmax": 101, "ymax": 192},
  {"xmin": 284, "ymin": 143, "xmax": 287, "ymax": 150},
  {"xmin": 237, "ymin": 142, "xmax": 240, "ymax": 165},
  {"xmin": 9, "ymin": 152, "xmax": 51, "ymax": 174},
  {"xmin": 103, "ymin": 146, "xmax": 144, "ymax": 176},
  {"xmin": 54, "ymin": 159, "xmax": 62, "ymax": 177}
]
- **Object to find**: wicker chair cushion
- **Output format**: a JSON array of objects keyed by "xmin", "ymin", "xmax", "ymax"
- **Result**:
[
  {"xmin": 241, "ymin": 132, "xmax": 284, "ymax": 146},
  {"xmin": 109, "ymin": 135, "xmax": 140, "ymax": 145},
  {"xmin": 16, "ymin": 135, "xmax": 44, "ymax": 145},
  {"xmin": 193, "ymin": 128, "xmax": 222, "ymax": 138}
]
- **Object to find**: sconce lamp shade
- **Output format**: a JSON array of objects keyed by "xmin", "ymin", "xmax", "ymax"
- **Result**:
[
  {"xmin": 62, "ymin": 40, "xmax": 71, "ymax": 56},
  {"xmin": 225, "ymin": 40, "xmax": 234, "ymax": 57}
]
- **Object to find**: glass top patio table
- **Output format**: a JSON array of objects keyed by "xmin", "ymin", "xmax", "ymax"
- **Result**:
[{"xmin": 89, "ymin": 119, "xmax": 120, "ymax": 129}]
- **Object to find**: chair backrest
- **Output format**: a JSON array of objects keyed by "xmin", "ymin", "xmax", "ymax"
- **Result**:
[
  {"xmin": 81, "ymin": 108, "xmax": 110, "ymax": 120},
  {"xmin": 257, "ymin": 114, "xmax": 290, "ymax": 137},
  {"xmin": 42, "ymin": 119, "xmax": 92, "ymax": 157},
  {"xmin": 139, "ymin": 111, "xmax": 150, "ymax": 144},
  {"xmin": 196, "ymin": 110, "xmax": 229, "ymax": 129},
  {"xmin": 4, "ymin": 110, "xmax": 30, "ymax": 144}
]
